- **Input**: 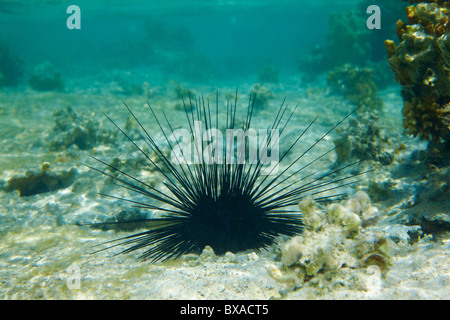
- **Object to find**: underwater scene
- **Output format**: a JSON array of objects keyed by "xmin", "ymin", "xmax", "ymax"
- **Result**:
[{"xmin": 0, "ymin": 0, "xmax": 449, "ymax": 300}]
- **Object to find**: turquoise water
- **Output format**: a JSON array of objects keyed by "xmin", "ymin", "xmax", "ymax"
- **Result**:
[
  {"xmin": 0, "ymin": 0, "xmax": 449, "ymax": 300},
  {"xmin": 1, "ymin": 1, "xmax": 372, "ymax": 81}
]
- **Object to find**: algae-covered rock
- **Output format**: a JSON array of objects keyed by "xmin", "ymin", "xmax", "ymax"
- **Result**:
[
  {"xmin": 28, "ymin": 62, "xmax": 64, "ymax": 92},
  {"xmin": 4, "ymin": 162, "xmax": 77, "ymax": 197},
  {"xmin": 385, "ymin": 2, "xmax": 450, "ymax": 142}
]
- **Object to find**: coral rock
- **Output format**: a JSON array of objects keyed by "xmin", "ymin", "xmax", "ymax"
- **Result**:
[
  {"xmin": 386, "ymin": 2, "xmax": 450, "ymax": 142},
  {"xmin": 270, "ymin": 194, "xmax": 389, "ymax": 295}
]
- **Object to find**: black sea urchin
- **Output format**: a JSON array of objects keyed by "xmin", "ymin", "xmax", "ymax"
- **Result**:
[{"xmin": 88, "ymin": 91, "xmax": 364, "ymax": 262}]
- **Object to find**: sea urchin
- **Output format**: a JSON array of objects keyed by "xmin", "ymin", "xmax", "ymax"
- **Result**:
[{"xmin": 87, "ymin": 91, "xmax": 363, "ymax": 263}]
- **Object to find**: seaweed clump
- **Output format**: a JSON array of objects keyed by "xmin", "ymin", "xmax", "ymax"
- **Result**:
[{"xmin": 385, "ymin": 2, "xmax": 450, "ymax": 142}]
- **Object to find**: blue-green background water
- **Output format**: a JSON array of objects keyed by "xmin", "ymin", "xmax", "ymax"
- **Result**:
[{"xmin": 0, "ymin": 0, "xmax": 397, "ymax": 83}]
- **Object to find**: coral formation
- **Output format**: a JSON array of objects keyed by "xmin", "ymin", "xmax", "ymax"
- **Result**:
[
  {"xmin": 4, "ymin": 162, "xmax": 77, "ymax": 197},
  {"xmin": 251, "ymin": 83, "xmax": 276, "ymax": 110},
  {"xmin": 326, "ymin": 11, "xmax": 372, "ymax": 67},
  {"xmin": 299, "ymin": 10, "xmax": 372, "ymax": 74},
  {"xmin": 380, "ymin": 0, "xmax": 450, "ymax": 251},
  {"xmin": 173, "ymin": 83, "xmax": 193, "ymax": 100},
  {"xmin": 385, "ymin": 2, "xmax": 450, "ymax": 142},
  {"xmin": 327, "ymin": 64, "xmax": 384, "ymax": 110},
  {"xmin": 359, "ymin": 0, "xmax": 411, "ymax": 61},
  {"xmin": 333, "ymin": 111, "xmax": 395, "ymax": 165},
  {"xmin": 266, "ymin": 192, "xmax": 388, "ymax": 295},
  {"xmin": 48, "ymin": 106, "xmax": 116, "ymax": 151},
  {"xmin": 28, "ymin": 62, "xmax": 64, "ymax": 92},
  {"xmin": 257, "ymin": 66, "xmax": 279, "ymax": 83},
  {"xmin": 298, "ymin": 11, "xmax": 371, "ymax": 76}
]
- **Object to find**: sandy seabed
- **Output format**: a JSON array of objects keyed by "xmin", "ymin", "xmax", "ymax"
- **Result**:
[{"xmin": 0, "ymin": 78, "xmax": 449, "ymax": 299}]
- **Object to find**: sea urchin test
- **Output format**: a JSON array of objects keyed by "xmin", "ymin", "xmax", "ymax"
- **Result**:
[{"xmin": 87, "ymin": 91, "xmax": 366, "ymax": 262}]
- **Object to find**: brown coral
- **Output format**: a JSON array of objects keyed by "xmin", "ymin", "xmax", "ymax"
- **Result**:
[
  {"xmin": 402, "ymin": 97, "xmax": 450, "ymax": 140},
  {"xmin": 386, "ymin": 2, "xmax": 450, "ymax": 142}
]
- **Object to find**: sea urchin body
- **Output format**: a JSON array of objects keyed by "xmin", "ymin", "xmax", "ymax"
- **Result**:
[{"xmin": 88, "ymin": 91, "xmax": 363, "ymax": 262}]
